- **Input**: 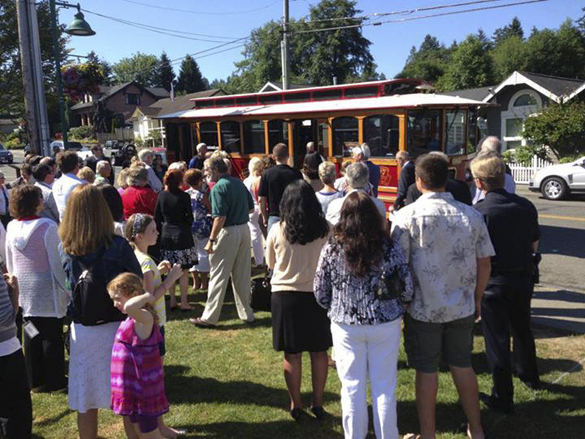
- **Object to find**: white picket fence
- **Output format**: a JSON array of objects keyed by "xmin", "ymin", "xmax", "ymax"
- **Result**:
[{"xmin": 508, "ymin": 155, "xmax": 554, "ymax": 184}]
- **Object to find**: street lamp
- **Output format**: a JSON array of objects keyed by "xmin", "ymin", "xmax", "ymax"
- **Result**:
[{"xmin": 50, "ymin": 1, "xmax": 95, "ymax": 151}]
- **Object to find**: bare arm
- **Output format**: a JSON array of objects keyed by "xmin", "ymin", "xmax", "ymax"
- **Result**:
[
  {"xmin": 123, "ymin": 292, "xmax": 155, "ymax": 340},
  {"xmin": 4, "ymin": 274, "xmax": 19, "ymax": 311},
  {"xmin": 143, "ymin": 264, "xmax": 182, "ymax": 301},
  {"xmin": 258, "ymin": 196, "xmax": 268, "ymax": 226},
  {"xmin": 474, "ymin": 257, "xmax": 491, "ymax": 320}
]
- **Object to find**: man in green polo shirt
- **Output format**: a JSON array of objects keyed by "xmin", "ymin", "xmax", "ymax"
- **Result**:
[{"xmin": 191, "ymin": 157, "xmax": 256, "ymax": 328}]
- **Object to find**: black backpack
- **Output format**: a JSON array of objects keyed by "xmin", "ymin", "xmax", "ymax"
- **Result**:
[{"xmin": 70, "ymin": 250, "xmax": 124, "ymax": 326}]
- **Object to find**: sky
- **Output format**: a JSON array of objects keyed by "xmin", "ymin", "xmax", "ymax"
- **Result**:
[{"xmin": 62, "ymin": 0, "xmax": 583, "ymax": 85}]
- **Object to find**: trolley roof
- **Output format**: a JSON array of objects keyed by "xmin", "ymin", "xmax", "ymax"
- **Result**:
[{"xmin": 158, "ymin": 93, "xmax": 489, "ymax": 120}]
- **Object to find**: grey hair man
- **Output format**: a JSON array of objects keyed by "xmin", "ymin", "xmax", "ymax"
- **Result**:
[
  {"xmin": 191, "ymin": 156, "xmax": 256, "ymax": 328},
  {"xmin": 472, "ymin": 137, "xmax": 515, "ymax": 204},
  {"xmin": 137, "ymin": 148, "xmax": 162, "ymax": 192},
  {"xmin": 392, "ymin": 150, "xmax": 416, "ymax": 211},
  {"xmin": 326, "ymin": 162, "xmax": 386, "ymax": 225},
  {"xmin": 189, "ymin": 143, "xmax": 207, "ymax": 170},
  {"xmin": 351, "ymin": 146, "xmax": 364, "ymax": 162}
]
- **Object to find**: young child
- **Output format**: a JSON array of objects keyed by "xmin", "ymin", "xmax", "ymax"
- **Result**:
[
  {"xmin": 125, "ymin": 213, "xmax": 184, "ymax": 438},
  {"xmin": 108, "ymin": 273, "xmax": 168, "ymax": 439},
  {"xmin": 184, "ymin": 169, "xmax": 211, "ymax": 290}
]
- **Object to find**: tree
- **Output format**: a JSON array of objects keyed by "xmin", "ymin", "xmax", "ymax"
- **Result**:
[
  {"xmin": 298, "ymin": 0, "xmax": 375, "ymax": 86},
  {"xmin": 156, "ymin": 52, "xmax": 175, "ymax": 91},
  {"xmin": 112, "ymin": 52, "xmax": 159, "ymax": 86},
  {"xmin": 491, "ymin": 36, "xmax": 528, "ymax": 82},
  {"xmin": 442, "ymin": 34, "xmax": 495, "ymax": 90},
  {"xmin": 522, "ymin": 101, "xmax": 585, "ymax": 160},
  {"xmin": 396, "ymin": 34, "xmax": 452, "ymax": 86},
  {"xmin": 493, "ymin": 17, "xmax": 524, "ymax": 45},
  {"xmin": 86, "ymin": 51, "xmax": 113, "ymax": 85},
  {"xmin": 176, "ymin": 55, "xmax": 207, "ymax": 94},
  {"xmin": 0, "ymin": 0, "xmax": 68, "ymax": 126}
]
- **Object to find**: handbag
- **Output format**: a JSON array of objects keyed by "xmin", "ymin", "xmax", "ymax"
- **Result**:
[
  {"xmin": 250, "ymin": 271, "xmax": 272, "ymax": 312},
  {"xmin": 376, "ymin": 266, "xmax": 405, "ymax": 301}
]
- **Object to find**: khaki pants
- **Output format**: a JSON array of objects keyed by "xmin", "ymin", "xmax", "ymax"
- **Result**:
[{"xmin": 201, "ymin": 224, "xmax": 254, "ymax": 325}]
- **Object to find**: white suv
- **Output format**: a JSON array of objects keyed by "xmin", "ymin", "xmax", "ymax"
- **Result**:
[{"xmin": 529, "ymin": 156, "xmax": 585, "ymax": 200}]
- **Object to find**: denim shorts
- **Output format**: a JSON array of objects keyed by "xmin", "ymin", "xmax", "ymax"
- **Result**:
[{"xmin": 404, "ymin": 313, "xmax": 474, "ymax": 373}]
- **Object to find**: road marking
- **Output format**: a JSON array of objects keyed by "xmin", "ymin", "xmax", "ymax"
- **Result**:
[{"xmin": 540, "ymin": 214, "xmax": 585, "ymax": 222}]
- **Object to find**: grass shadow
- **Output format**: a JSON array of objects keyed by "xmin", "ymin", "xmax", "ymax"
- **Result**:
[{"xmin": 34, "ymin": 409, "xmax": 71, "ymax": 428}]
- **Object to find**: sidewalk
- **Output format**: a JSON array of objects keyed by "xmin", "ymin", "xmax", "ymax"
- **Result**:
[{"xmin": 531, "ymin": 283, "xmax": 585, "ymax": 334}]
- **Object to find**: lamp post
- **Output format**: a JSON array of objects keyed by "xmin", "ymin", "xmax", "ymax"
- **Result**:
[{"xmin": 50, "ymin": 1, "xmax": 95, "ymax": 152}]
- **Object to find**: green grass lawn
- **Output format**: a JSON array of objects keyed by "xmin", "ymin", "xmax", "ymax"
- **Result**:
[{"xmin": 31, "ymin": 290, "xmax": 585, "ymax": 438}]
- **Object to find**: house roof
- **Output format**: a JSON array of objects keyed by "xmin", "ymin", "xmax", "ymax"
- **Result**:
[
  {"xmin": 442, "ymin": 85, "xmax": 494, "ymax": 101},
  {"xmin": 519, "ymin": 72, "xmax": 584, "ymax": 98},
  {"xmin": 71, "ymin": 82, "xmax": 169, "ymax": 111},
  {"xmin": 160, "ymin": 93, "xmax": 489, "ymax": 120},
  {"xmin": 258, "ymin": 81, "xmax": 312, "ymax": 93},
  {"xmin": 153, "ymin": 89, "xmax": 225, "ymax": 118}
]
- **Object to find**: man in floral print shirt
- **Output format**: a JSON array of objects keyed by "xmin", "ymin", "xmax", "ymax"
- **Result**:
[{"xmin": 391, "ymin": 153, "xmax": 494, "ymax": 439}]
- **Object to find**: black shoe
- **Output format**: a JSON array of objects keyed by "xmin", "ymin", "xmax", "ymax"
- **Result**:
[
  {"xmin": 290, "ymin": 408, "xmax": 304, "ymax": 421},
  {"xmin": 479, "ymin": 392, "xmax": 515, "ymax": 414},
  {"xmin": 310, "ymin": 406, "xmax": 326, "ymax": 420}
]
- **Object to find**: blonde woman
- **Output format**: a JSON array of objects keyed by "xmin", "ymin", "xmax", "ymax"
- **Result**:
[
  {"xmin": 316, "ymin": 161, "xmax": 343, "ymax": 214},
  {"xmin": 59, "ymin": 184, "xmax": 142, "ymax": 439},
  {"xmin": 243, "ymin": 157, "xmax": 265, "ymax": 266}
]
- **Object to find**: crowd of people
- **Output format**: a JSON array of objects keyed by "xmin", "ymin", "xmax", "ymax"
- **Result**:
[{"xmin": 0, "ymin": 136, "xmax": 542, "ymax": 439}]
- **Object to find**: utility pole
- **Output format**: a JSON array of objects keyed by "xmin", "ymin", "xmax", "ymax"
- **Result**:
[
  {"xmin": 16, "ymin": 0, "xmax": 40, "ymax": 154},
  {"xmin": 50, "ymin": 0, "xmax": 69, "ymax": 151},
  {"xmin": 280, "ymin": 0, "xmax": 290, "ymax": 90}
]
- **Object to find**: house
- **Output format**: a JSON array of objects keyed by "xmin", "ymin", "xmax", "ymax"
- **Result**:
[
  {"xmin": 70, "ymin": 81, "xmax": 169, "ymax": 129},
  {"xmin": 444, "ymin": 71, "xmax": 585, "ymax": 150},
  {"xmin": 131, "ymin": 89, "xmax": 225, "ymax": 152},
  {"xmin": 0, "ymin": 118, "xmax": 19, "ymax": 135}
]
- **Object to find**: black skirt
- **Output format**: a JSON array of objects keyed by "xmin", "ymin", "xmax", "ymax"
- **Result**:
[{"xmin": 271, "ymin": 291, "xmax": 333, "ymax": 354}]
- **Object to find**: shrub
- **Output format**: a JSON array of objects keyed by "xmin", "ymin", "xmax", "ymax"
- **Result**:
[{"xmin": 68, "ymin": 125, "xmax": 95, "ymax": 140}]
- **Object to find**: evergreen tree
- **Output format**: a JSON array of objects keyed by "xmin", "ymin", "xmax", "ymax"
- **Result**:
[
  {"xmin": 443, "ymin": 34, "xmax": 495, "ymax": 90},
  {"xmin": 176, "ymin": 55, "xmax": 207, "ymax": 93},
  {"xmin": 86, "ymin": 51, "xmax": 113, "ymax": 85},
  {"xmin": 493, "ymin": 17, "xmax": 524, "ymax": 45},
  {"xmin": 492, "ymin": 36, "xmax": 528, "ymax": 82},
  {"xmin": 112, "ymin": 52, "xmax": 159, "ymax": 86},
  {"xmin": 156, "ymin": 52, "xmax": 175, "ymax": 91},
  {"xmin": 396, "ymin": 34, "xmax": 452, "ymax": 86}
]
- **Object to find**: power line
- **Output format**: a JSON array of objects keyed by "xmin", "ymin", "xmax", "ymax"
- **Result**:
[
  {"xmin": 120, "ymin": 0, "xmax": 280, "ymax": 15},
  {"xmin": 293, "ymin": 0, "xmax": 548, "ymax": 34},
  {"xmin": 82, "ymin": 9, "xmax": 244, "ymax": 43}
]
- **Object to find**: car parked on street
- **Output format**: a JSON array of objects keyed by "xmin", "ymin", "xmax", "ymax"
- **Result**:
[
  {"xmin": 529, "ymin": 156, "xmax": 585, "ymax": 200},
  {"xmin": 0, "ymin": 143, "xmax": 14, "ymax": 164}
]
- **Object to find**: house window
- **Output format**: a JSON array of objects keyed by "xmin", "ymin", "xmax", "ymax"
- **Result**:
[
  {"xmin": 126, "ymin": 93, "xmax": 140, "ymax": 105},
  {"xmin": 501, "ymin": 89, "xmax": 542, "ymax": 150}
]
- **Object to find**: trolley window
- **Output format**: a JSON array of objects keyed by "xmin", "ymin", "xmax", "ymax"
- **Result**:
[
  {"xmin": 267, "ymin": 119, "xmax": 289, "ymax": 149},
  {"xmin": 199, "ymin": 121, "xmax": 218, "ymax": 147},
  {"xmin": 243, "ymin": 120, "xmax": 266, "ymax": 154},
  {"xmin": 407, "ymin": 110, "xmax": 443, "ymax": 156},
  {"xmin": 445, "ymin": 109, "xmax": 467, "ymax": 156},
  {"xmin": 363, "ymin": 114, "xmax": 400, "ymax": 158},
  {"xmin": 332, "ymin": 116, "xmax": 359, "ymax": 157},
  {"xmin": 220, "ymin": 121, "xmax": 241, "ymax": 153},
  {"xmin": 468, "ymin": 108, "xmax": 478, "ymax": 154}
]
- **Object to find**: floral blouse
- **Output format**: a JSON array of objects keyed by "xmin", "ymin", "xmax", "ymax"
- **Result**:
[{"xmin": 314, "ymin": 237, "xmax": 414, "ymax": 325}]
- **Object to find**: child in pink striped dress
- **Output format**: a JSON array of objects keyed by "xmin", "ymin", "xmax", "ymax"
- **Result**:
[{"xmin": 108, "ymin": 273, "xmax": 169, "ymax": 439}]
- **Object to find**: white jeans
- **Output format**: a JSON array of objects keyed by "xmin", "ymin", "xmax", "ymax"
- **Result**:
[{"xmin": 331, "ymin": 319, "xmax": 401, "ymax": 439}]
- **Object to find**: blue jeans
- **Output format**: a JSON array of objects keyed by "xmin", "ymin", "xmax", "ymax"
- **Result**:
[{"xmin": 267, "ymin": 216, "xmax": 280, "ymax": 236}]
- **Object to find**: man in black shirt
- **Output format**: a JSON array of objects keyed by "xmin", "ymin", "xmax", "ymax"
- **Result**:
[
  {"xmin": 258, "ymin": 143, "xmax": 302, "ymax": 234},
  {"xmin": 472, "ymin": 152, "xmax": 541, "ymax": 414}
]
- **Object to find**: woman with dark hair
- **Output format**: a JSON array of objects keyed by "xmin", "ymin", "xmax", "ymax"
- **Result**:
[
  {"xmin": 59, "ymin": 184, "xmax": 142, "ymax": 439},
  {"xmin": 97, "ymin": 184, "xmax": 126, "ymax": 237},
  {"xmin": 155, "ymin": 169, "xmax": 196, "ymax": 311},
  {"xmin": 314, "ymin": 192, "xmax": 414, "ymax": 439},
  {"xmin": 265, "ymin": 179, "xmax": 331, "ymax": 421},
  {"xmin": 302, "ymin": 153, "xmax": 323, "ymax": 192}
]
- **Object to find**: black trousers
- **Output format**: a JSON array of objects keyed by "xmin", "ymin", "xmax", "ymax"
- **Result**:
[
  {"xmin": 23, "ymin": 316, "xmax": 67, "ymax": 391},
  {"xmin": 481, "ymin": 280, "xmax": 539, "ymax": 408},
  {"xmin": 0, "ymin": 348, "xmax": 32, "ymax": 439}
]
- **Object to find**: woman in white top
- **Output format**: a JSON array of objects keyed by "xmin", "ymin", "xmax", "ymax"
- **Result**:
[
  {"xmin": 243, "ymin": 157, "xmax": 265, "ymax": 266},
  {"xmin": 315, "ymin": 161, "xmax": 343, "ymax": 215},
  {"xmin": 5, "ymin": 185, "xmax": 69, "ymax": 392}
]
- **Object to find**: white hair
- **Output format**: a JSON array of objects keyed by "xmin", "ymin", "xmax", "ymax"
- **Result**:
[
  {"xmin": 306, "ymin": 142, "xmax": 315, "ymax": 153},
  {"xmin": 346, "ymin": 162, "xmax": 369, "ymax": 189},
  {"xmin": 351, "ymin": 146, "xmax": 364, "ymax": 159},
  {"xmin": 137, "ymin": 148, "xmax": 154, "ymax": 161},
  {"xmin": 361, "ymin": 143, "xmax": 371, "ymax": 159},
  {"xmin": 196, "ymin": 143, "xmax": 207, "ymax": 154},
  {"xmin": 96, "ymin": 160, "xmax": 110, "ymax": 173},
  {"xmin": 169, "ymin": 161, "xmax": 187, "ymax": 171},
  {"xmin": 481, "ymin": 136, "xmax": 502, "ymax": 155}
]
